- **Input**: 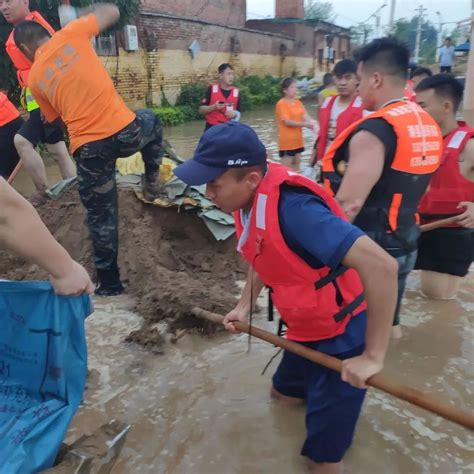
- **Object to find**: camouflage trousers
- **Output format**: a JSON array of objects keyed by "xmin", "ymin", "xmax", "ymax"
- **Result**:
[{"xmin": 74, "ymin": 110, "xmax": 164, "ymax": 272}]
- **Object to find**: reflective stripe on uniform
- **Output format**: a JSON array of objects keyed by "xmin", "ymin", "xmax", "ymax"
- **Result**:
[{"xmin": 25, "ymin": 88, "xmax": 40, "ymax": 112}]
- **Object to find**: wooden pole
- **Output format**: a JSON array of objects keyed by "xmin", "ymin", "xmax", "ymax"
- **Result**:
[
  {"xmin": 192, "ymin": 307, "xmax": 474, "ymax": 431},
  {"xmin": 419, "ymin": 216, "xmax": 460, "ymax": 232},
  {"xmin": 7, "ymin": 161, "xmax": 22, "ymax": 185},
  {"xmin": 463, "ymin": 1, "xmax": 474, "ymax": 125}
]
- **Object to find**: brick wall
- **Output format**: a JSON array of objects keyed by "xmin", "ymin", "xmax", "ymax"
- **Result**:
[
  {"xmin": 104, "ymin": 11, "xmax": 348, "ymax": 110},
  {"xmin": 141, "ymin": 0, "xmax": 246, "ymax": 28},
  {"xmin": 101, "ymin": 49, "xmax": 149, "ymax": 110},
  {"xmin": 275, "ymin": 0, "xmax": 304, "ymax": 19}
]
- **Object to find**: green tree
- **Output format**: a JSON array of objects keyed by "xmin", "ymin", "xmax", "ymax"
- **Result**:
[
  {"xmin": 393, "ymin": 16, "xmax": 438, "ymax": 64},
  {"xmin": 350, "ymin": 24, "xmax": 373, "ymax": 46},
  {"xmin": 304, "ymin": 1, "xmax": 335, "ymax": 22},
  {"xmin": 0, "ymin": 0, "xmax": 140, "ymax": 99}
]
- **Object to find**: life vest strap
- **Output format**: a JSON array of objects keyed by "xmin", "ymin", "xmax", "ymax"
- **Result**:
[
  {"xmin": 267, "ymin": 287, "xmax": 274, "ymax": 322},
  {"xmin": 314, "ymin": 265, "xmax": 348, "ymax": 290},
  {"xmin": 333, "ymin": 293, "xmax": 365, "ymax": 323}
]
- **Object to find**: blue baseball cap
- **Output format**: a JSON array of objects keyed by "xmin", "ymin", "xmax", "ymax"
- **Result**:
[{"xmin": 173, "ymin": 122, "xmax": 267, "ymax": 185}]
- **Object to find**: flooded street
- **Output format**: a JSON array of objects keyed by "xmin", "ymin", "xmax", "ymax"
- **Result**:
[
  {"xmin": 66, "ymin": 271, "xmax": 474, "ymax": 474},
  {"xmin": 9, "ymin": 106, "xmax": 474, "ymax": 472}
]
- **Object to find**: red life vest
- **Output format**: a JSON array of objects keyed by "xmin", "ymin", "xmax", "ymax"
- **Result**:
[
  {"xmin": 418, "ymin": 122, "xmax": 474, "ymax": 227},
  {"xmin": 316, "ymin": 95, "xmax": 364, "ymax": 161},
  {"xmin": 206, "ymin": 84, "xmax": 240, "ymax": 126},
  {"xmin": 233, "ymin": 162, "xmax": 366, "ymax": 342},
  {"xmin": 322, "ymin": 100, "xmax": 442, "ymax": 255},
  {"xmin": 0, "ymin": 92, "xmax": 20, "ymax": 127},
  {"xmin": 5, "ymin": 11, "xmax": 55, "ymax": 88}
]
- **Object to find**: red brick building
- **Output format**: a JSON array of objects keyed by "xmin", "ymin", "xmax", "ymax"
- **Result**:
[{"xmin": 103, "ymin": 0, "xmax": 351, "ymax": 108}]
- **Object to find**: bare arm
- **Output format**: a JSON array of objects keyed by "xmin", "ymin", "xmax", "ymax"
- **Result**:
[
  {"xmin": 340, "ymin": 235, "xmax": 398, "ymax": 388},
  {"xmin": 455, "ymin": 140, "xmax": 474, "ymax": 228},
  {"xmin": 60, "ymin": 3, "xmax": 120, "ymax": 32},
  {"xmin": 223, "ymin": 266, "xmax": 265, "ymax": 333},
  {"xmin": 282, "ymin": 118, "xmax": 314, "ymax": 128},
  {"xmin": 0, "ymin": 179, "xmax": 93, "ymax": 295},
  {"xmin": 460, "ymin": 138, "xmax": 474, "ymax": 182},
  {"xmin": 335, "ymin": 130, "xmax": 385, "ymax": 221},
  {"xmin": 199, "ymin": 103, "xmax": 220, "ymax": 117}
]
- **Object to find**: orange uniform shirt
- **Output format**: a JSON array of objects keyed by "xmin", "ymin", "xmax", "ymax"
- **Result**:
[
  {"xmin": 28, "ymin": 14, "xmax": 135, "ymax": 153},
  {"xmin": 276, "ymin": 98, "xmax": 305, "ymax": 151}
]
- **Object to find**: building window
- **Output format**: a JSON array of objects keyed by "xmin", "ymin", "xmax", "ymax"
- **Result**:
[{"xmin": 94, "ymin": 34, "xmax": 118, "ymax": 57}]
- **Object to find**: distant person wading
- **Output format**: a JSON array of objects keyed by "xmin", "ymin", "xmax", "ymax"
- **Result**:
[
  {"xmin": 199, "ymin": 63, "xmax": 241, "ymax": 132},
  {"xmin": 276, "ymin": 77, "xmax": 317, "ymax": 172}
]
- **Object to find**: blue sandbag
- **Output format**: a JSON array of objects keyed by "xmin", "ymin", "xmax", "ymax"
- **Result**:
[{"xmin": 0, "ymin": 281, "xmax": 92, "ymax": 473}]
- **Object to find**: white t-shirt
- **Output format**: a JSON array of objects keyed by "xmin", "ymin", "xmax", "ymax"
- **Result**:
[
  {"xmin": 439, "ymin": 45, "xmax": 455, "ymax": 67},
  {"xmin": 327, "ymin": 97, "xmax": 348, "ymax": 146}
]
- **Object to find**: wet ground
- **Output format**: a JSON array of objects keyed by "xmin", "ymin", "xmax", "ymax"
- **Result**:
[
  {"xmin": 65, "ymin": 270, "xmax": 474, "ymax": 474},
  {"xmin": 10, "ymin": 105, "xmax": 474, "ymax": 472}
]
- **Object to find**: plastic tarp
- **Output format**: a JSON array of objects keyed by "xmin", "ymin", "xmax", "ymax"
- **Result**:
[
  {"xmin": 0, "ymin": 281, "xmax": 92, "ymax": 474},
  {"xmin": 116, "ymin": 153, "xmax": 236, "ymax": 241}
]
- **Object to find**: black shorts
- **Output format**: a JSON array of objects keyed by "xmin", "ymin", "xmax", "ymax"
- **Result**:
[
  {"xmin": 17, "ymin": 108, "xmax": 65, "ymax": 146},
  {"xmin": 440, "ymin": 66, "xmax": 452, "ymax": 73},
  {"xmin": 415, "ymin": 227, "xmax": 474, "ymax": 277},
  {"xmin": 0, "ymin": 117, "xmax": 23, "ymax": 178},
  {"xmin": 279, "ymin": 147, "xmax": 305, "ymax": 158}
]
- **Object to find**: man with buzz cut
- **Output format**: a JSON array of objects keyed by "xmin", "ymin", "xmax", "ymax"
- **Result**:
[{"xmin": 13, "ymin": 3, "xmax": 165, "ymax": 295}]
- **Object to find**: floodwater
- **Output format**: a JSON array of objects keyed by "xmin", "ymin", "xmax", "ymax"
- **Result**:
[
  {"xmin": 68, "ymin": 272, "xmax": 474, "ymax": 473},
  {"xmin": 11, "ymin": 105, "xmax": 474, "ymax": 472}
]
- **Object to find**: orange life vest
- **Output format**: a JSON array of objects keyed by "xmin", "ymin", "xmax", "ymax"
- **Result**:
[
  {"xmin": 206, "ymin": 84, "xmax": 240, "ymax": 126},
  {"xmin": 322, "ymin": 100, "xmax": 442, "ymax": 255},
  {"xmin": 234, "ymin": 162, "xmax": 366, "ymax": 342},
  {"xmin": 316, "ymin": 95, "xmax": 364, "ymax": 161},
  {"xmin": 418, "ymin": 122, "xmax": 474, "ymax": 227},
  {"xmin": 5, "ymin": 11, "xmax": 55, "ymax": 88},
  {"xmin": 0, "ymin": 92, "xmax": 20, "ymax": 127}
]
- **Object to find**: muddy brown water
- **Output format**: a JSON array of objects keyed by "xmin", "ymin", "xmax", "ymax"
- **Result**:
[
  {"xmin": 70, "ymin": 273, "xmax": 474, "ymax": 473},
  {"xmin": 8, "ymin": 105, "xmax": 474, "ymax": 472}
]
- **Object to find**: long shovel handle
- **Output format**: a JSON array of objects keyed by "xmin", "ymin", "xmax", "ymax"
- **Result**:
[
  {"xmin": 192, "ymin": 307, "xmax": 474, "ymax": 431},
  {"xmin": 420, "ymin": 216, "xmax": 460, "ymax": 233},
  {"xmin": 7, "ymin": 161, "xmax": 22, "ymax": 185}
]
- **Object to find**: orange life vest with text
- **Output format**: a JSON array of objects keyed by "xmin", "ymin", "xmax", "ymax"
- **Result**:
[{"xmin": 322, "ymin": 100, "xmax": 443, "ymax": 255}]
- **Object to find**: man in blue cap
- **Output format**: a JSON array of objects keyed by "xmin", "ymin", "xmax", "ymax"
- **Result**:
[{"xmin": 174, "ymin": 122, "xmax": 398, "ymax": 474}]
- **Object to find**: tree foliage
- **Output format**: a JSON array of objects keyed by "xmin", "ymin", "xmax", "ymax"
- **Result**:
[
  {"xmin": 350, "ymin": 24, "xmax": 373, "ymax": 47},
  {"xmin": 0, "ymin": 0, "xmax": 140, "ymax": 98},
  {"xmin": 304, "ymin": 1, "xmax": 335, "ymax": 23},
  {"xmin": 392, "ymin": 15, "xmax": 438, "ymax": 64}
]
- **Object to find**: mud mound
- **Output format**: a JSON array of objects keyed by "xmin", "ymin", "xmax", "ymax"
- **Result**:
[{"xmin": 0, "ymin": 186, "xmax": 246, "ymax": 348}]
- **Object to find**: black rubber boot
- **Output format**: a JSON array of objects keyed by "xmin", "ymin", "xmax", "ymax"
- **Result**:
[
  {"xmin": 95, "ymin": 268, "xmax": 124, "ymax": 296},
  {"xmin": 142, "ymin": 171, "xmax": 164, "ymax": 202}
]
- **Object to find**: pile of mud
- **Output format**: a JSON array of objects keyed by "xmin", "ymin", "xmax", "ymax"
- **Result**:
[{"xmin": 0, "ymin": 186, "xmax": 246, "ymax": 349}]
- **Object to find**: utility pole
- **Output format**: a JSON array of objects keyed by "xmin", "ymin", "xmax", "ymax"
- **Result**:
[
  {"xmin": 376, "ymin": 12, "xmax": 382, "ymax": 38},
  {"xmin": 436, "ymin": 11, "xmax": 443, "ymax": 49},
  {"xmin": 414, "ymin": 5, "xmax": 427, "ymax": 64},
  {"xmin": 388, "ymin": 0, "xmax": 396, "ymax": 33},
  {"xmin": 463, "ymin": 0, "xmax": 474, "ymax": 125}
]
